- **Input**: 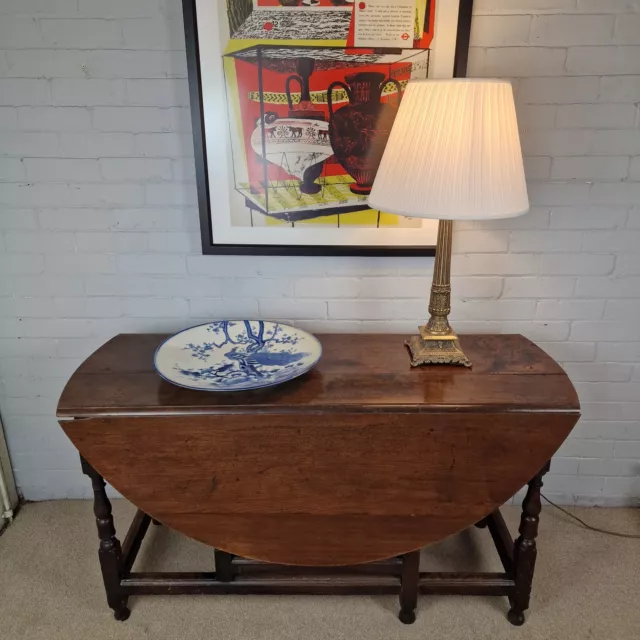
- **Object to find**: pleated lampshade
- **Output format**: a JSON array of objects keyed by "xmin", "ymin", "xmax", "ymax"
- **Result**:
[{"xmin": 368, "ymin": 79, "xmax": 529, "ymax": 220}]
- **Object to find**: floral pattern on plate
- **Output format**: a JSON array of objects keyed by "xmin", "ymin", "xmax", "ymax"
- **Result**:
[{"xmin": 154, "ymin": 320, "xmax": 322, "ymax": 391}]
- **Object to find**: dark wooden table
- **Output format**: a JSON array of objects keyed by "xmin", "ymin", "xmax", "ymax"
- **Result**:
[{"xmin": 57, "ymin": 333, "xmax": 579, "ymax": 626}]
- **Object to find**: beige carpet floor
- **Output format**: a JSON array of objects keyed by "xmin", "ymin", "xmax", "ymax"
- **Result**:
[{"xmin": 0, "ymin": 501, "xmax": 638, "ymax": 639}]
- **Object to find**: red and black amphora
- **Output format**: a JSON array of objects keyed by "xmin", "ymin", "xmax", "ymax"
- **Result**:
[{"xmin": 327, "ymin": 72, "xmax": 402, "ymax": 195}]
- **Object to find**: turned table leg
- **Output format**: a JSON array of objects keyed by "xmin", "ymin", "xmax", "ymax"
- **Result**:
[
  {"xmin": 508, "ymin": 460, "xmax": 550, "ymax": 627},
  {"xmin": 398, "ymin": 550, "xmax": 420, "ymax": 624},
  {"xmin": 80, "ymin": 455, "xmax": 130, "ymax": 622}
]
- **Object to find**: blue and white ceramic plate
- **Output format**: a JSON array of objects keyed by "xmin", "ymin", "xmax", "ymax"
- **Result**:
[{"xmin": 154, "ymin": 321, "xmax": 322, "ymax": 392}]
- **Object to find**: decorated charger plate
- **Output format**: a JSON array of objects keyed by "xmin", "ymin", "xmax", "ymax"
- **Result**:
[{"xmin": 154, "ymin": 320, "xmax": 322, "ymax": 392}]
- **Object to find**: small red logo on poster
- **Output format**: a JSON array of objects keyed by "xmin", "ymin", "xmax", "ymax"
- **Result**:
[
  {"xmin": 401, "ymin": 32, "xmax": 410, "ymax": 40},
  {"xmin": 263, "ymin": 22, "xmax": 274, "ymax": 31},
  {"xmin": 359, "ymin": 2, "xmax": 366, "ymax": 9}
]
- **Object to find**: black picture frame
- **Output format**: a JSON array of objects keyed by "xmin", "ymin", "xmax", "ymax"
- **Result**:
[{"xmin": 182, "ymin": 0, "xmax": 475, "ymax": 257}]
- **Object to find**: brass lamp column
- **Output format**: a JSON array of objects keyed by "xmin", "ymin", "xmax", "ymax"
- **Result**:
[
  {"xmin": 405, "ymin": 219, "xmax": 470, "ymax": 367},
  {"xmin": 368, "ymin": 79, "xmax": 530, "ymax": 369}
]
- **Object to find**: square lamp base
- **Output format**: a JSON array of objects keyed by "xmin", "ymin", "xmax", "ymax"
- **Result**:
[{"xmin": 405, "ymin": 332, "xmax": 472, "ymax": 368}]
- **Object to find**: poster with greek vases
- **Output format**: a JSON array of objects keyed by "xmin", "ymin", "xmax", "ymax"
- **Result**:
[{"xmin": 189, "ymin": 0, "xmax": 469, "ymax": 253}]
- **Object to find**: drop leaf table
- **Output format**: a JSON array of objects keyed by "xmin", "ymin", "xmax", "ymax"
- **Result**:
[{"xmin": 57, "ymin": 333, "xmax": 580, "ymax": 625}]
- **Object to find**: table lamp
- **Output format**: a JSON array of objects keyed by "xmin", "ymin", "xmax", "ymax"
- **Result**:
[{"xmin": 369, "ymin": 79, "xmax": 529, "ymax": 367}]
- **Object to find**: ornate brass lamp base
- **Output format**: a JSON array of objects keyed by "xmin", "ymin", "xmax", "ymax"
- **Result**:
[{"xmin": 405, "ymin": 331, "xmax": 471, "ymax": 368}]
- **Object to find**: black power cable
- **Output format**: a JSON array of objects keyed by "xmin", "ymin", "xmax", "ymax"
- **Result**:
[{"xmin": 542, "ymin": 494, "xmax": 640, "ymax": 540}]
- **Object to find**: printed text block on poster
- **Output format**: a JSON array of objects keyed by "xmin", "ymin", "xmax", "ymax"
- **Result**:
[{"xmin": 354, "ymin": 0, "xmax": 415, "ymax": 49}]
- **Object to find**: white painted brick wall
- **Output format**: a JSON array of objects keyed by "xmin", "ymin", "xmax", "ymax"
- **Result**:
[{"xmin": 0, "ymin": 0, "xmax": 639, "ymax": 505}]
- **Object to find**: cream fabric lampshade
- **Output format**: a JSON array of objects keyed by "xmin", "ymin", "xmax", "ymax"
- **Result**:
[{"xmin": 368, "ymin": 79, "xmax": 529, "ymax": 220}]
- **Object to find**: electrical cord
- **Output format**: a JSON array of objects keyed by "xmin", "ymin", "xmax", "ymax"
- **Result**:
[{"xmin": 542, "ymin": 494, "xmax": 640, "ymax": 540}]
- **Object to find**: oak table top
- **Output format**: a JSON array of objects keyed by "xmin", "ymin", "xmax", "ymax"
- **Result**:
[
  {"xmin": 58, "ymin": 333, "xmax": 578, "ymax": 417},
  {"xmin": 58, "ymin": 333, "xmax": 580, "ymax": 567}
]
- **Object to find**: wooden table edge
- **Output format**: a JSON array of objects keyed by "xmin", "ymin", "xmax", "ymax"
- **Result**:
[{"xmin": 57, "ymin": 406, "xmax": 581, "ymax": 420}]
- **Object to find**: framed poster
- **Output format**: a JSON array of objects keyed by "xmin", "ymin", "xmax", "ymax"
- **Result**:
[{"xmin": 183, "ymin": 0, "xmax": 474, "ymax": 256}]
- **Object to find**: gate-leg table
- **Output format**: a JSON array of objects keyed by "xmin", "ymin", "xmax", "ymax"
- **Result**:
[
  {"xmin": 58, "ymin": 334, "xmax": 579, "ymax": 625},
  {"xmin": 79, "ymin": 455, "xmax": 551, "ymax": 625}
]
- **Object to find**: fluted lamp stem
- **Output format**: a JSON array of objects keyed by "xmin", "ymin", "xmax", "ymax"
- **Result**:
[{"xmin": 405, "ymin": 220, "xmax": 471, "ymax": 367}]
